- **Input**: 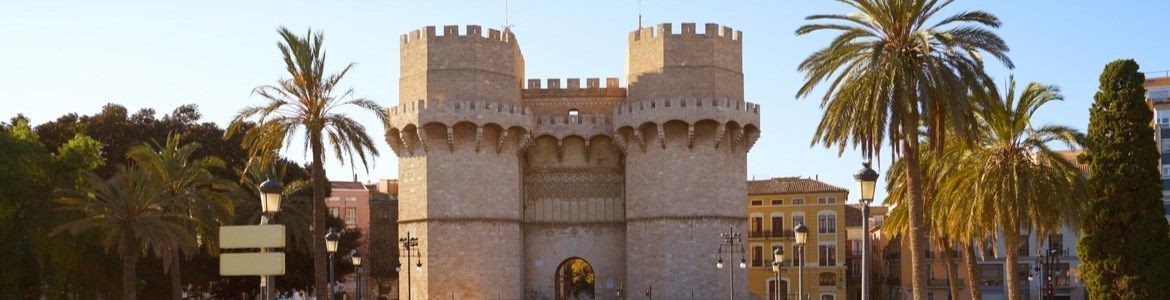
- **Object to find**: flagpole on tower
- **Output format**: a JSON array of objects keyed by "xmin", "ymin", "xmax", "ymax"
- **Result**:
[{"xmin": 637, "ymin": 0, "xmax": 643, "ymax": 28}]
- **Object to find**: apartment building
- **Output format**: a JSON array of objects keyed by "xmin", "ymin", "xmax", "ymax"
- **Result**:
[
  {"xmin": 746, "ymin": 177, "xmax": 849, "ymax": 300},
  {"xmin": 845, "ymin": 205, "xmax": 886, "ymax": 300},
  {"xmin": 1145, "ymin": 74, "xmax": 1170, "ymax": 219}
]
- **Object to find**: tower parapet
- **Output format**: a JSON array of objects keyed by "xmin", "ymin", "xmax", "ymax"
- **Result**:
[
  {"xmin": 522, "ymin": 77, "xmax": 625, "ymax": 98},
  {"xmin": 399, "ymin": 25, "xmax": 525, "ymax": 105},
  {"xmin": 626, "ymin": 22, "xmax": 743, "ymax": 101}
]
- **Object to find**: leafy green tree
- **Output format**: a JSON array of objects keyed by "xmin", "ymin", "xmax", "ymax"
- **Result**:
[
  {"xmin": 795, "ymin": 0, "xmax": 1012, "ymax": 298},
  {"xmin": 0, "ymin": 118, "xmax": 51, "ymax": 298},
  {"xmin": 53, "ymin": 166, "xmax": 197, "ymax": 300},
  {"xmin": 127, "ymin": 133, "xmax": 235, "ymax": 300},
  {"xmin": 227, "ymin": 27, "xmax": 384, "ymax": 298},
  {"xmin": 0, "ymin": 120, "xmax": 117, "ymax": 298},
  {"xmin": 1078, "ymin": 59, "xmax": 1170, "ymax": 298}
]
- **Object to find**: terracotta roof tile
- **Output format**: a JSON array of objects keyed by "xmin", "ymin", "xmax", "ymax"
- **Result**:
[{"xmin": 747, "ymin": 177, "xmax": 848, "ymax": 195}]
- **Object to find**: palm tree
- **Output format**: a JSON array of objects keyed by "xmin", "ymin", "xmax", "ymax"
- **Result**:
[
  {"xmin": 226, "ymin": 27, "xmax": 384, "ymax": 299},
  {"xmin": 126, "ymin": 133, "xmax": 235, "ymax": 300},
  {"xmin": 934, "ymin": 79, "xmax": 1085, "ymax": 300},
  {"xmin": 52, "ymin": 166, "xmax": 196, "ymax": 300},
  {"xmin": 886, "ymin": 144, "xmax": 984, "ymax": 300},
  {"xmin": 795, "ymin": 1, "xmax": 1012, "ymax": 298}
]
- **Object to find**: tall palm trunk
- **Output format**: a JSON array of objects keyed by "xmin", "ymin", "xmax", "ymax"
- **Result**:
[
  {"xmin": 122, "ymin": 234, "xmax": 138, "ymax": 300},
  {"xmin": 941, "ymin": 239, "xmax": 961, "ymax": 300},
  {"xmin": 1002, "ymin": 227, "xmax": 1022, "ymax": 300},
  {"xmin": 904, "ymin": 138, "xmax": 929, "ymax": 300},
  {"xmin": 961, "ymin": 241, "xmax": 982, "ymax": 300},
  {"xmin": 310, "ymin": 129, "xmax": 331, "ymax": 300},
  {"xmin": 170, "ymin": 249, "xmax": 181, "ymax": 300}
]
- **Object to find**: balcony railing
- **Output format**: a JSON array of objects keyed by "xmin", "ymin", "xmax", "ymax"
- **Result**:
[
  {"xmin": 748, "ymin": 230, "xmax": 796, "ymax": 239},
  {"xmin": 929, "ymin": 279, "xmax": 951, "ymax": 287}
]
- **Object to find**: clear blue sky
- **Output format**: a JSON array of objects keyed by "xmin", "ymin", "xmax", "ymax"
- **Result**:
[{"xmin": 4, "ymin": 0, "xmax": 1170, "ymax": 203}]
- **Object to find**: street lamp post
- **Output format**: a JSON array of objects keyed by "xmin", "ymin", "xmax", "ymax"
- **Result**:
[
  {"xmin": 325, "ymin": 229, "xmax": 340, "ymax": 300},
  {"xmin": 771, "ymin": 248, "xmax": 784, "ymax": 300},
  {"xmin": 258, "ymin": 177, "xmax": 283, "ymax": 300},
  {"xmin": 1033, "ymin": 242, "xmax": 1063, "ymax": 300},
  {"xmin": 399, "ymin": 232, "xmax": 422, "ymax": 300},
  {"xmin": 854, "ymin": 162, "xmax": 879, "ymax": 300},
  {"xmin": 351, "ymin": 249, "xmax": 363, "ymax": 300},
  {"xmin": 794, "ymin": 223, "xmax": 808, "ymax": 300},
  {"xmin": 716, "ymin": 225, "xmax": 747, "ymax": 300}
]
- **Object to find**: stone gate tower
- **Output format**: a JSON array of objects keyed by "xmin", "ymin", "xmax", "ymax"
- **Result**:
[{"xmin": 385, "ymin": 23, "xmax": 760, "ymax": 299}]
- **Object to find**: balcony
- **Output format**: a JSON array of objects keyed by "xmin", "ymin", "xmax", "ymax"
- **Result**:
[
  {"xmin": 929, "ymin": 279, "xmax": 951, "ymax": 287},
  {"xmin": 748, "ymin": 230, "xmax": 796, "ymax": 239}
]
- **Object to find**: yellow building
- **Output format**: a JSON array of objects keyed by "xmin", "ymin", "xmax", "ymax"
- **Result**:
[{"xmin": 747, "ymin": 177, "xmax": 849, "ymax": 300}]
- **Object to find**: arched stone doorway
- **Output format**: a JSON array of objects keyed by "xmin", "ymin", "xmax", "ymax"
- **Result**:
[{"xmin": 555, "ymin": 257, "xmax": 596, "ymax": 300}]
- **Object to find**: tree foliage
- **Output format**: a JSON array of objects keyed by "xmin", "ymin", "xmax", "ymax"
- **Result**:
[
  {"xmin": 1078, "ymin": 59, "xmax": 1170, "ymax": 298},
  {"xmin": 227, "ymin": 26, "xmax": 384, "ymax": 298},
  {"xmin": 796, "ymin": 0, "xmax": 1012, "ymax": 298},
  {"xmin": 3, "ymin": 103, "xmax": 366, "ymax": 298},
  {"xmin": 53, "ymin": 166, "xmax": 197, "ymax": 300}
]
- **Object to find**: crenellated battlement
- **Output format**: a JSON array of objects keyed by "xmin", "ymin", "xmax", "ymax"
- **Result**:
[
  {"xmin": 614, "ymin": 98, "xmax": 760, "ymax": 116},
  {"xmin": 400, "ymin": 25, "xmax": 516, "ymax": 45},
  {"xmin": 522, "ymin": 77, "xmax": 625, "ymax": 98},
  {"xmin": 628, "ymin": 22, "xmax": 742, "ymax": 43},
  {"xmin": 386, "ymin": 99, "xmax": 531, "ymax": 117}
]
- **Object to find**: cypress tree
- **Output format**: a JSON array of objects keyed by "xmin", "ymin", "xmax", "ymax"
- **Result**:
[{"xmin": 1078, "ymin": 59, "xmax": 1170, "ymax": 298}]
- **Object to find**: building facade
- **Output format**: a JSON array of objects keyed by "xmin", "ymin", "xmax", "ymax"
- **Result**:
[
  {"xmin": 845, "ymin": 204, "xmax": 886, "ymax": 300},
  {"xmin": 328, "ymin": 181, "xmax": 372, "ymax": 241},
  {"xmin": 875, "ymin": 226, "xmax": 1085, "ymax": 300},
  {"xmin": 329, "ymin": 180, "xmax": 374, "ymax": 297},
  {"xmin": 367, "ymin": 179, "xmax": 399, "ymax": 299},
  {"xmin": 383, "ymin": 23, "xmax": 760, "ymax": 299},
  {"xmin": 745, "ymin": 177, "xmax": 849, "ymax": 300},
  {"xmin": 873, "ymin": 151, "xmax": 1087, "ymax": 300},
  {"xmin": 1144, "ymin": 75, "xmax": 1170, "ymax": 219}
]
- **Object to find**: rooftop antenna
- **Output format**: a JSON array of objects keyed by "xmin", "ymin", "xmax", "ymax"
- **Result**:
[{"xmin": 504, "ymin": 0, "xmax": 510, "ymax": 31}]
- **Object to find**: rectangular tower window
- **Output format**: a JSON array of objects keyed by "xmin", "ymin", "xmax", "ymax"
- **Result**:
[
  {"xmin": 792, "ymin": 198, "xmax": 805, "ymax": 205},
  {"xmin": 345, "ymin": 207, "xmax": 357, "ymax": 224},
  {"xmin": 771, "ymin": 199, "xmax": 782, "ymax": 205},
  {"xmin": 329, "ymin": 207, "xmax": 339, "ymax": 218}
]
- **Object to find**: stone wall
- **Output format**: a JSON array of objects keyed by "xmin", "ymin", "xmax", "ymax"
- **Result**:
[{"xmin": 523, "ymin": 224, "xmax": 626, "ymax": 299}]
